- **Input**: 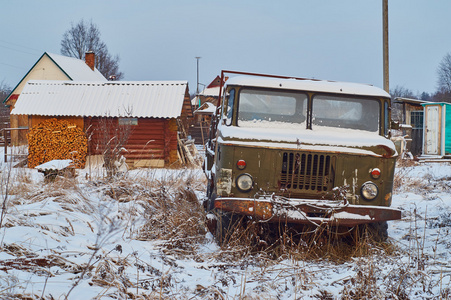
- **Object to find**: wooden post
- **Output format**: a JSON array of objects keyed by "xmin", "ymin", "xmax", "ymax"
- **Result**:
[{"xmin": 383, "ymin": 0, "xmax": 389, "ymax": 93}]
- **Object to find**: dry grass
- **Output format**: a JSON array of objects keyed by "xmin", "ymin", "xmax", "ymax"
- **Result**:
[
  {"xmin": 132, "ymin": 170, "xmax": 208, "ymax": 254},
  {"xmin": 1, "ymin": 163, "xmax": 450, "ymax": 298},
  {"xmin": 212, "ymin": 217, "xmax": 396, "ymax": 265}
]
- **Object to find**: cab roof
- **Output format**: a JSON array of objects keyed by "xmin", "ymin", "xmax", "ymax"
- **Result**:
[{"xmin": 226, "ymin": 76, "xmax": 390, "ymax": 98}]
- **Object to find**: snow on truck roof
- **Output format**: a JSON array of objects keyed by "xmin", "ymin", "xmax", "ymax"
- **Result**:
[{"xmin": 226, "ymin": 76, "xmax": 390, "ymax": 98}]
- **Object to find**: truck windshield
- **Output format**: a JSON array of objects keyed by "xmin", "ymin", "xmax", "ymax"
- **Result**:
[
  {"xmin": 236, "ymin": 89, "xmax": 380, "ymax": 133},
  {"xmin": 237, "ymin": 89, "xmax": 307, "ymax": 128},
  {"xmin": 312, "ymin": 95, "xmax": 380, "ymax": 132}
]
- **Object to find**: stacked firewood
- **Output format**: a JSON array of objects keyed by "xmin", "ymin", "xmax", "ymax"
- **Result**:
[{"xmin": 27, "ymin": 118, "xmax": 87, "ymax": 168}]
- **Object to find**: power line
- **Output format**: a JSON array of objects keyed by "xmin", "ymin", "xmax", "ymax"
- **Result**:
[
  {"xmin": 0, "ymin": 61, "xmax": 27, "ymax": 70},
  {"xmin": 0, "ymin": 44, "xmax": 39, "ymax": 56},
  {"xmin": 0, "ymin": 39, "xmax": 41, "ymax": 54}
]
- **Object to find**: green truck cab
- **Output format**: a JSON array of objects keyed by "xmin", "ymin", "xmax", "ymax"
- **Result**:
[{"xmin": 204, "ymin": 71, "xmax": 401, "ymax": 240}]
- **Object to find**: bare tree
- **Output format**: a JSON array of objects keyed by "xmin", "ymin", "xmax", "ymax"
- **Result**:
[
  {"xmin": 390, "ymin": 85, "xmax": 418, "ymax": 123},
  {"xmin": 390, "ymin": 85, "xmax": 417, "ymax": 99},
  {"xmin": 0, "ymin": 81, "xmax": 11, "ymax": 103},
  {"xmin": 0, "ymin": 81, "xmax": 11, "ymax": 129},
  {"xmin": 61, "ymin": 19, "xmax": 124, "ymax": 80},
  {"xmin": 437, "ymin": 53, "xmax": 451, "ymax": 93}
]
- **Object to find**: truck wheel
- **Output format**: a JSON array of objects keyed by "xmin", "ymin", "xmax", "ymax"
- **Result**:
[
  {"xmin": 359, "ymin": 221, "xmax": 388, "ymax": 242},
  {"xmin": 204, "ymin": 178, "xmax": 215, "ymax": 212},
  {"xmin": 206, "ymin": 178, "xmax": 213, "ymax": 199},
  {"xmin": 206, "ymin": 192, "xmax": 216, "ymax": 212},
  {"xmin": 214, "ymin": 210, "xmax": 242, "ymax": 246},
  {"xmin": 205, "ymin": 192, "xmax": 217, "ymax": 234}
]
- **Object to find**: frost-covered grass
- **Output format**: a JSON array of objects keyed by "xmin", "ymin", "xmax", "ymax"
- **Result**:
[{"xmin": 0, "ymin": 159, "xmax": 450, "ymax": 299}]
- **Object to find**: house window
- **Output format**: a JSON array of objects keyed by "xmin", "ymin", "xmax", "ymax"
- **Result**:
[
  {"xmin": 410, "ymin": 111, "xmax": 423, "ymax": 129},
  {"xmin": 119, "ymin": 118, "xmax": 138, "ymax": 126}
]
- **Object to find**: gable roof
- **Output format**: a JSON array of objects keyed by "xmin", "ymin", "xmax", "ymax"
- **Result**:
[
  {"xmin": 45, "ymin": 52, "xmax": 106, "ymax": 81},
  {"xmin": 4, "ymin": 52, "xmax": 106, "ymax": 104},
  {"xmin": 206, "ymin": 75, "xmax": 228, "ymax": 88},
  {"xmin": 11, "ymin": 80, "xmax": 189, "ymax": 118}
]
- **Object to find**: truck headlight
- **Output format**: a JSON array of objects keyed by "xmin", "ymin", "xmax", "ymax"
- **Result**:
[
  {"xmin": 236, "ymin": 173, "xmax": 253, "ymax": 192},
  {"xmin": 361, "ymin": 181, "xmax": 378, "ymax": 201}
]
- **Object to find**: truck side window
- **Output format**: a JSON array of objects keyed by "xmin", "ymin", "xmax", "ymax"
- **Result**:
[{"xmin": 225, "ymin": 89, "xmax": 235, "ymax": 126}]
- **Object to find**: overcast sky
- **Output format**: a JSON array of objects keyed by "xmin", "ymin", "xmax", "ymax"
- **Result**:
[{"xmin": 1, "ymin": 1, "xmax": 450, "ymax": 96}]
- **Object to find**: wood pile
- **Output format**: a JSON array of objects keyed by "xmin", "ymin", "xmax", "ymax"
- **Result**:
[
  {"xmin": 177, "ymin": 134, "xmax": 202, "ymax": 167},
  {"xmin": 27, "ymin": 118, "xmax": 88, "ymax": 168}
]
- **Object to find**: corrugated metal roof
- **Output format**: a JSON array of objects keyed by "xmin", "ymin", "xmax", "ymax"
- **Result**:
[{"xmin": 11, "ymin": 80, "xmax": 188, "ymax": 118}]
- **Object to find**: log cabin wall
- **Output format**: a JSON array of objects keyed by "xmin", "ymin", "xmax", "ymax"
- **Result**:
[
  {"xmin": 84, "ymin": 117, "xmax": 178, "ymax": 168},
  {"xmin": 178, "ymin": 89, "xmax": 194, "ymax": 138}
]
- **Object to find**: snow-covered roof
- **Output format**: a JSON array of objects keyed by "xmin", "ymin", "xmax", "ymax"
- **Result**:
[
  {"xmin": 194, "ymin": 102, "xmax": 216, "ymax": 114},
  {"xmin": 11, "ymin": 80, "xmax": 188, "ymax": 118},
  {"xmin": 46, "ymin": 52, "xmax": 106, "ymax": 81},
  {"xmin": 226, "ymin": 76, "xmax": 390, "ymax": 98},
  {"xmin": 394, "ymin": 97, "xmax": 429, "ymax": 105},
  {"xmin": 199, "ymin": 86, "xmax": 220, "ymax": 97},
  {"xmin": 4, "ymin": 52, "xmax": 107, "ymax": 104}
]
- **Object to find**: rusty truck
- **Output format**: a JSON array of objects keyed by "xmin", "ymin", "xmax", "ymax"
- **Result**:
[{"xmin": 203, "ymin": 71, "xmax": 401, "ymax": 243}]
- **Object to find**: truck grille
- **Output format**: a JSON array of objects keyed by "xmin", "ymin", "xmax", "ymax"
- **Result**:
[{"xmin": 280, "ymin": 152, "xmax": 335, "ymax": 192}]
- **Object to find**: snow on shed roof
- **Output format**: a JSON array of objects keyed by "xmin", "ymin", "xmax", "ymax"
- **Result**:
[
  {"xmin": 226, "ymin": 76, "xmax": 390, "ymax": 98},
  {"xmin": 11, "ymin": 80, "xmax": 188, "ymax": 118},
  {"xmin": 394, "ymin": 97, "xmax": 429, "ymax": 105},
  {"xmin": 46, "ymin": 52, "xmax": 107, "ymax": 81},
  {"xmin": 194, "ymin": 102, "xmax": 216, "ymax": 114}
]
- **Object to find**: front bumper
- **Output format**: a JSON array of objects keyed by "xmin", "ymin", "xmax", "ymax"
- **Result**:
[{"xmin": 214, "ymin": 195, "xmax": 401, "ymax": 226}]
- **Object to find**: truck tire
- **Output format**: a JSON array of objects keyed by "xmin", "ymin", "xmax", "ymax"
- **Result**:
[
  {"xmin": 214, "ymin": 210, "xmax": 242, "ymax": 246},
  {"xmin": 204, "ymin": 179, "xmax": 216, "ymax": 212},
  {"xmin": 359, "ymin": 221, "xmax": 388, "ymax": 242},
  {"xmin": 206, "ymin": 178, "xmax": 213, "ymax": 199}
]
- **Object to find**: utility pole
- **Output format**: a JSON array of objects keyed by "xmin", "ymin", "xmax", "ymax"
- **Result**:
[
  {"xmin": 383, "ymin": 0, "xmax": 389, "ymax": 93},
  {"xmin": 195, "ymin": 57, "xmax": 201, "ymax": 107}
]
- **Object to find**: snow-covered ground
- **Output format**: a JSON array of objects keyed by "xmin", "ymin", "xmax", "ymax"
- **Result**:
[{"xmin": 0, "ymin": 154, "xmax": 450, "ymax": 299}]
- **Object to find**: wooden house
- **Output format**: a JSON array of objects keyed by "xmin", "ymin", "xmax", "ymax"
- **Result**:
[
  {"xmin": 421, "ymin": 102, "xmax": 451, "ymax": 157},
  {"xmin": 3, "ymin": 52, "xmax": 106, "ymax": 145},
  {"xmin": 191, "ymin": 102, "xmax": 216, "ymax": 145},
  {"xmin": 191, "ymin": 75, "xmax": 227, "ymax": 109},
  {"xmin": 189, "ymin": 76, "xmax": 227, "ymax": 145},
  {"xmin": 11, "ymin": 80, "xmax": 193, "ymax": 168}
]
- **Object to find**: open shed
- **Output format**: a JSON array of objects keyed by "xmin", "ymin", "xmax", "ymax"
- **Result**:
[
  {"xmin": 393, "ymin": 97, "xmax": 429, "ymax": 156},
  {"xmin": 11, "ymin": 80, "xmax": 193, "ymax": 168},
  {"xmin": 422, "ymin": 102, "xmax": 451, "ymax": 157}
]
